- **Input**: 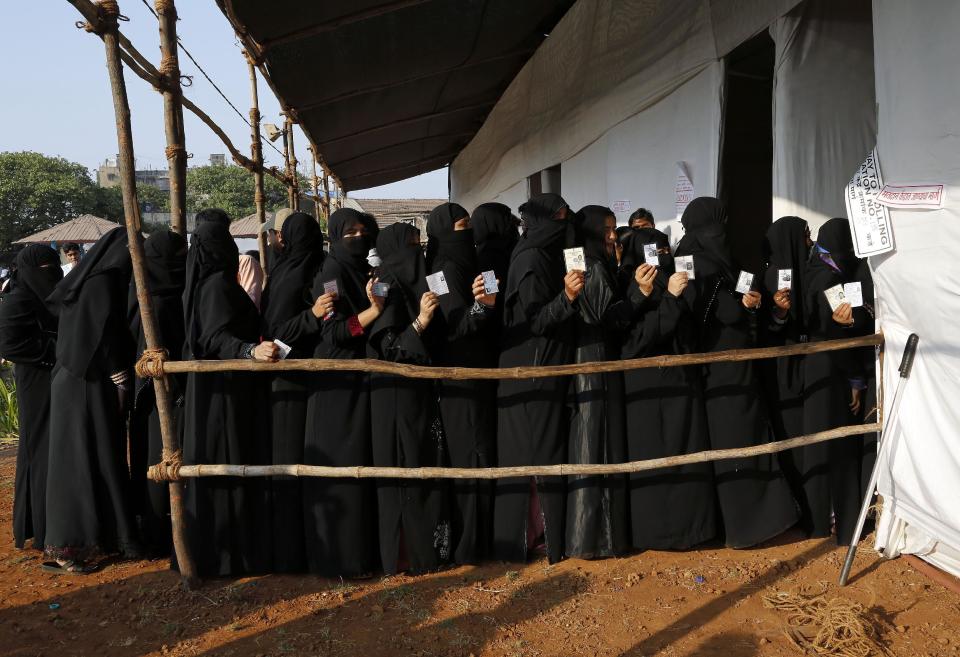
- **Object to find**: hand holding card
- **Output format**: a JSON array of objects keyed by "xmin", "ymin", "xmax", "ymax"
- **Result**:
[
  {"xmin": 274, "ymin": 339, "xmax": 292, "ymax": 360},
  {"xmin": 824, "ymin": 284, "xmax": 847, "ymax": 312},
  {"xmin": 643, "ymin": 243, "xmax": 659, "ymax": 266},
  {"xmin": 777, "ymin": 269, "xmax": 792, "ymax": 291},
  {"xmin": 843, "ymin": 282, "xmax": 863, "ymax": 308},
  {"xmin": 323, "ymin": 280, "xmax": 339, "ymax": 298},
  {"xmin": 426, "ymin": 271, "xmax": 450, "ymax": 296},
  {"xmin": 481, "ymin": 270, "xmax": 499, "ymax": 294},
  {"xmin": 564, "ymin": 247, "xmax": 586, "ymax": 273},
  {"xmin": 735, "ymin": 271, "xmax": 754, "ymax": 294},
  {"xmin": 675, "ymin": 255, "xmax": 695, "ymax": 280}
]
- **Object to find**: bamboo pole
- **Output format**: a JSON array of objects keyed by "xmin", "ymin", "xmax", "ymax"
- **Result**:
[
  {"xmin": 246, "ymin": 53, "xmax": 268, "ymax": 275},
  {"xmin": 150, "ymin": 422, "xmax": 881, "ymax": 481},
  {"xmin": 285, "ymin": 116, "xmax": 299, "ymax": 210},
  {"xmin": 309, "ymin": 146, "xmax": 323, "ymax": 222},
  {"xmin": 71, "ymin": 0, "xmax": 198, "ymax": 587},
  {"xmin": 321, "ymin": 161, "xmax": 332, "ymax": 217},
  {"xmin": 155, "ymin": 0, "xmax": 187, "ymax": 236},
  {"xmin": 151, "ymin": 333, "xmax": 884, "ymax": 379}
]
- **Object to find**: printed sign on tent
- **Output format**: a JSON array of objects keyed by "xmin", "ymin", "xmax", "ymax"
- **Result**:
[
  {"xmin": 844, "ymin": 147, "xmax": 894, "ymax": 258},
  {"xmin": 675, "ymin": 161, "xmax": 695, "ymax": 219},
  {"xmin": 611, "ymin": 200, "xmax": 632, "ymax": 214},
  {"xmin": 876, "ymin": 184, "xmax": 945, "ymax": 210}
]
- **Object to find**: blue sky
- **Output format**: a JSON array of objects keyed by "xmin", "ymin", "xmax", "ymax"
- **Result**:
[{"xmin": 0, "ymin": 1, "xmax": 448, "ymax": 199}]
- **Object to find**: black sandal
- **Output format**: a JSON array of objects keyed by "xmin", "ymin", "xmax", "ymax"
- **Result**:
[{"xmin": 41, "ymin": 559, "xmax": 94, "ymax": 574}]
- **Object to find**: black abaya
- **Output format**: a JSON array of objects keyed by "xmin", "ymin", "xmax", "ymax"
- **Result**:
[
  {"xmin": 181, "ymin": 219, "xmax": 271, "ymax": 576},
  {"xmin": 260, "ymin": 212, "xmax": 325, "ymax": 573},
  {"xmin": 128, "ymin": 231, "xmax": 187, "ymax": 555},
  {"xmin": 426, "ymin": 203, "xmax": 495, "ymax": 564},
  {"xmin": 494, "ymin": 193, "xmax": 577, "ymax": 564},
  {"xmin": 565, "ymin": 206, "xmax": 636, "ymax": 559},
  {"xmin": 620, "ymin": 229, "xmax": 718, "ymax": 550},
  {"xmin": 44, "ymin": 229, "xmax": 140, "ymax": 563},
  {"xmin": 303, "ymin": 208, "xmax": 379, "ymax": 577},
  {"xmin": 368, "ymin": 222, "xmax": 449, "ymax": 574},
  {"xmin": 801, "ymin": 218, "xmax": 874, "ymax": 544},
  {"xmin": 0, "ymin": 245, "xmax": 62, "ymax": 549},
  {"xmin": 675, "ymin": 198, "xmax": 798, "ymax": 548}
]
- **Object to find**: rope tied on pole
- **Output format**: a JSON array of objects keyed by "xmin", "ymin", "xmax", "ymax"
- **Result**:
[
  {"xmin": 76, "ymin": 0, "xmax": 127, "ymax": 34},
  {"xmin": 153, "ymin": 0, "xmax": 175, "ymax": 17},
  {"xmin": 149, "ymin": 448, "xmax": 183, "ymax": 482},
  {"xmin": 135, "ymin": 347, "xmax": 169, "ymax": 379},
  {"xmin": 164, "ymin": 144, "xmax": 186, "ymax": 160}
]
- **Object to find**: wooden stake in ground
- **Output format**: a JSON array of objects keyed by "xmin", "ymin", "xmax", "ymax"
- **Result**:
[
  {"xmin": 155, "ymin": 0, "xmax": 187, "ymax": 236},
  {"xmin": 285, "ymin": 115, "xmax": 299, "ymax": 210},
  {"xmin": 310, "ymin": 146, "xmax": 323, "ymax": 222},
  {"xmin": 69, "ymin": 0, "xmax": 198, "ymax": 587},
  {"xmin": 246, "ymin": 53, "xmax": 268, "ymax": 275}
]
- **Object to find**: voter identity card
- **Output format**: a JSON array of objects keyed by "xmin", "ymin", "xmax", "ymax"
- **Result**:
[
  {"xmin": 372, "ymin": 281, "xmax": 390, "ymax": 298},
  {"xmin": 778, "ymin": 269, "xmax": 792, "ymax": 291},
  {"xmin": 643, "ymin": 243, "xmax": 660, "ymax": 266},
  {"xmin": 481, "ymin": 270, "xmax": 499, "ymax": 294},
  {"xmin": 735, "ymin": 271, "xmax": 754, "ymax": 294},
  {"xmin": 274, "ymin": 339, "xmax": 292, "ymax": 360},
  {"xmin": 824, "ymin": 284, "xmax": 847, "ymax": 312},
  {"xmin": 564, "ymin": 247, "xmax": 586, "ymax": 273},
  {"xmin": 322, "ymin": 280, "xmax": 339, "ymax": 297},
  {"xmin": 426, "ymin": 271, "xmax": 450, "ymax": 296},
  {"xmin": 843, "ymin": 282, "xmax": 864, "ymax": 308},
  {"xmin": 675, "ymin": 255, "xmax": 695, "ymax": 280}
]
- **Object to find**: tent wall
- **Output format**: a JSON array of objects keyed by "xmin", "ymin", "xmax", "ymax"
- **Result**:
[
  {"xmin": 870, "ymin": 0, "xmax": 960, "ymax": 578},
  {"xmin": 770, "ymin": 0, "xmax": 877, "ymax": 236},
  {"xmin": 449, "ymin": 0, "xmax": 800, "ymax": 211},
  {"xmin": 561, "ymin": 64, "xmax": 723, "ymax": 230}
]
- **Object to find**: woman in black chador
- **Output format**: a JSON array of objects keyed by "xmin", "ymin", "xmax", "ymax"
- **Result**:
[
  {"xmin": 302, "ymin": 208, "xmax": 380, "ymax": 577},
  {"xmin": 260, "ymin": 212, "xmax": 328, "ymax": 573},
  {"xmin": 181, "ymin": 210, "xmax": 278, "ymax": 576},
  {"xmin": 494, "ymin": 193, "xmax": 583, "ymax": 564},
  {"xmin": 674, "ymin": 197, "xmax": 798, "ymax": 548},
  {"xmin": 0, "ymin": 245, "xmax": 62, "ymax": 550},
  {"xmin": 471, "ymin": 202, "xmax": 518, "ymax": 329},
  {"xmin": 620, "ymin": 228, "xmax": 717, "ymax": 550},
  {"xmin": 565, "ymin": 205, "xmax": 647, "ymax": 559},
  {"xmin": 43, "ymin": 229, "xmax": 140, "ymax": 572},
  {"xmin": 801, "ymin": 217, "xmax": 875, "ymax": 545},
  {"xmin": 425, "ymin": 203, "xmax": 497, "ymax": 564},
  {"xmin": 368, "ymin": 222, "xmax": 450, "ymax": 574},
  {"xmin": 128, "ymin": 230, "xmax": 187, "ymax": 556}
]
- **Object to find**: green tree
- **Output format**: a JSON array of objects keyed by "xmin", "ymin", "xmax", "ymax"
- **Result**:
[
  {"xmin": 93, "ymin": 183, "xmax": 170, "ymax": 223},
  {"xmin": 185, "ymin": 163, "xmax": 307, "ymax": 219},
  {"xmin": 0, "ymin": 151, "xmax": 99, "ymax": 250}
]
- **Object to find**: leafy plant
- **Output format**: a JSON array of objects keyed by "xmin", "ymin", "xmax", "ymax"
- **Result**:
[{"xmin": 0, "ymin": 373, "xmax": 18, "ymax": 442}]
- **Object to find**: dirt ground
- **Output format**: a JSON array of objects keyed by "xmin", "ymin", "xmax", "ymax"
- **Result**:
[{"xmin": 1, "ymin": 448, "xmax": 958, "ymax": 657}]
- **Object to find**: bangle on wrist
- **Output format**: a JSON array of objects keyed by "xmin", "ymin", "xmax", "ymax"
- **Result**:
[{"xmin": 412, "ymin": 317, "xmax": 425, "ymax": 334}]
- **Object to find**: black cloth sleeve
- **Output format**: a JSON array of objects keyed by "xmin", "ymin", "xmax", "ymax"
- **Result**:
[{"xmin": 515, "ymin": 271, "xmax": 576, "ymax": 336}]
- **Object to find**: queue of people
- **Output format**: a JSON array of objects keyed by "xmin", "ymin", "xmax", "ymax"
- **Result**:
[{"xmin": 0, "ymin": 195, "xmax": 877, "ymax": 576}]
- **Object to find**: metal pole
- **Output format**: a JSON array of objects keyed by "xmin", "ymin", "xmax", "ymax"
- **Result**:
[
  {"xmin": 84, "ymin": 0, "xmax": 198, "ymax": 587},
  {"xmin": 155, "ymin": 0, "xmax": 187, "ymax": 236},
  {"xmin": 246, "ymin": 53, "xmax": 268, "ymax": 276},
  {"xmin": 285, "ymin": 116, "xmax": 299, "ymax": 210},
  {"xmin": 839, "ymin": 333, "xmax": 920, "ymax": 586}
]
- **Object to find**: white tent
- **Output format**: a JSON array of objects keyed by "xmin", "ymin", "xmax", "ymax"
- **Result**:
[{"xmin": 450, "ymin": 0, "xmax": 960, "ymax": 577}]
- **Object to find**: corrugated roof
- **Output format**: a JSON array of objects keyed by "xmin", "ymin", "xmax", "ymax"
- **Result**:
[
  {"xmin": 14, "ymin": 215, "xmax": 121, "ymax": 244},
  {"xmin": 348, "ymin": 198, "xmax": 445, "ymax": 229},
  {"xmin": 230, "ymin": 211, "xmax": 275, "ymax": 238}
]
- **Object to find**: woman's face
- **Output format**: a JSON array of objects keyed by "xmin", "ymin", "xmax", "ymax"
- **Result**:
[
  {"xmin": 407, "ymin": 231, "xmax": 421, "ymax": 247},
  {"xmin": 804, "ymin": 226, "xmax": 813, "ymax": 248},
  {"xmin": 453, "ymin": 215, "xmax": 471, "ymax": 231},
  {"xmin": 603, "ymin": 216, "xmax": 617, "ymax": 255},
  {"xmin": 343, "ymin": 220, "xmax": 368, "ymax": 240},
  {"xmin": 553, "ymin": 206, "xmax": 568, "ymax": 221}
]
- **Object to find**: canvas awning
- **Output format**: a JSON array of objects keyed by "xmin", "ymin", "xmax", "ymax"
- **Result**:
[
  {"xmin": 14, "ymin": 214, "xmax": 120, "ymax": 244},
  {"xmin": 218, "ymin": 0, "xmax": 574, "ymax": 191}
]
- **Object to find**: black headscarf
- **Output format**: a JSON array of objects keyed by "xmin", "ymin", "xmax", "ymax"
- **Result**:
[
  {"xmin": 512, "ymin": 193, "xmax": 569, "ymax": 261},
  {"xmin": 577, "ymin": 205, "xmax": 617, "ymax": 274},
  {"xmin": 47, "ymin": 228, "xmax": 132, "ymax": 377},
  {"xmin": 262, "ymin": 212, "xmax": 325, "ymax": 335},
  {"xmin": 373, "ymin": 222, "xmax": 427, "ymax": 330},
  {"xmin": 472, "ymin": 202, "xmax": 518, "ymax": 287},
  {"xmin": 675, "ymin": 196, "xmax": 738, "ymax": 283},
  {"xmin": 317, "ymin": 208, "xmax": 374, "ymax": 316},
  {"xmin": 183, "ymin": 219, "xmax": 240, "ymax": 356},
  {"xmin": 10, "ymin": 245, "xmax": 62, "ymax": 303},
  {"xmin": 195, "ymin": 207, "xmax": 231, "ymax": 229},
  {"xmin": 128, "ymin": 230, "xmax": 188, "ymax": 319},
  {"xmin": 762, "ymin": 216, "xmax": 809, "ymax": 325},
  {"xmin": 426, "ymin": 203, "xmax": 477, "ymax": 311},
  {"xmin": 815, "ymin": 217, "xmax": 858, "ymax": 279}
]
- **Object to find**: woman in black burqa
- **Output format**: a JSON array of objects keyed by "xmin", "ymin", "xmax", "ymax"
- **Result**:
[
  {"xmin": 128, "ymin": 230, "xmax": 187, "ymax": 556},
  {"xmin": 425, "ymin": 203, "xmax": 498, "ymax": 564},
  {"xmin": 181, "ymin": 210, "xmax": 278, "ymax": 576},
  {"xmin": 43, "ymin": 228, "xmax": 140, "ymax": 572},
  {"xmin": 801, "ymin": 217, "xmax": 875, "ymax": 544},
  {"xmin": 565, "ymin": 205, "xmax": 649, "ymax": 559},
  {"xmin": 494, "ymin": 193, "xmax": 584, "ymax": 564},
  {"xmin": 0, "ymin": 245, "xmax": 62, "ymax": 550},
  {"xmin": 368, "ymin": 222, "xmax": 449, "ymax": 574},
  {"xmin": 620, "ymin": 228, "xmax": 717, "ymax": 550},
  {"xmin": 674, "ymin": 197, "xmax": 798, "ymax": 548},
  {"xmin": 259, "ymin": 212, "xmax": 330, "ymax": 573},
  {"xmin": 303, "ymin": 208, "xmax": 381, "ymax": 577}
]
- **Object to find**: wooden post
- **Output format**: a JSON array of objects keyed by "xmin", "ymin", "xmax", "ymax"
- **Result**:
[
  {"xmin": 285, "ymin": 116, "xmax": 299, "ymax": 210},
  {"xmin": 321, "ymin": 162, "xmax": 331, "ymax": 217},
  {"xmin": 155, "ymin": 0, "xmax": 187, "ymax": 236},
  {"xmin": 309, "ymin": 147, "xmax": 322, "ymax": 222},
  {"xmin": 85, "ymin": 0, "xmax": 198, "ymax": 587},
  {"xmin": 246, "ymin": 54, "xmax": 268, "ymax": 275}
]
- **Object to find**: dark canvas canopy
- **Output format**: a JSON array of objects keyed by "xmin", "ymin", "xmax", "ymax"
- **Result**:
[{"xmin": 219, "ymin": 0, "xmax": 574, "ymax": 191}]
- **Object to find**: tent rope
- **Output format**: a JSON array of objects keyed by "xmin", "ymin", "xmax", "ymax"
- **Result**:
[{"xmin": 135, "ymin": 347, "xmax": 169, "ymax": 379}]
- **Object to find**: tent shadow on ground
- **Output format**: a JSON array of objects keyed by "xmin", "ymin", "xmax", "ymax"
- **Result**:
[{"xmin": 617, "ymin": 537, "xmax": 839, "ymax": 656}]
